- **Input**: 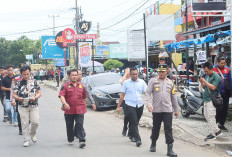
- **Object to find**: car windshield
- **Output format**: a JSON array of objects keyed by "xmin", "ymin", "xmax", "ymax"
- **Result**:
[{"xmin": 88, "ymin": 73, "xmax": 121, "ymax": 87}]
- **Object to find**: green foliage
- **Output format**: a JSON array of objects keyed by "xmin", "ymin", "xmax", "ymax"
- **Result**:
[
  {"xmin": 0, "ymin": 36, "xmax": 41, "ymax": 67},
  {"xmin": 103, "ymin": 59, "xmax": 124, "ymax": 70}
]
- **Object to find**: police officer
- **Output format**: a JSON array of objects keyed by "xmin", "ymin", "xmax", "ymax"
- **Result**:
[{"xmin": 144, "ymin": 64, "xmax": 179, "ymax": 157}]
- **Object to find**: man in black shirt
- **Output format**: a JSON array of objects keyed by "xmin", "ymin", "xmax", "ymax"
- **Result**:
[
  {"xmin": 1, "ymin": 65, "xmax": 17, "ymax": 125},
  {"xmin": 0, "ymin": 66, "xmax": 7, "ymax": 122}
]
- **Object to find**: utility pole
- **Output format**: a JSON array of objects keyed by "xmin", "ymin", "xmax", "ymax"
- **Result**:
[
  {"xmin": 48, "ymin": 14, "xmax": 59, "ymax": 35},
  {"xmin": 185, "ymin": 0, "xmax": 189, "ymax": 86},
  {"xmin": 75, "ymin": 0, "xmax": 80, "ymax": 69}
]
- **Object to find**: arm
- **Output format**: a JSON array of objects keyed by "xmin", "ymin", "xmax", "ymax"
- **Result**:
[
  {"xmin": 1, "ymin": 86, "xmax": 11, "ymax": 92},
  {"xmin": 13, "ymin": 92, "xmax": 24, "ymax": 102},
  {"xmin": 144, "ymin": 79, "xmax": 153, "ymax": 112},
  {"xmin": 228, "ymin": 69, "xmax": 232, "ymax": 95},
  {"xmin": 116, "ymin": 93, "xmax": 126, "ymax": 112},
  {"xmin": 200, "ymin": 78, "xmax": 217, "ymax": 91},
  {"xmin": 171, "ymin": 85, "xmax": 179, "ymax": 116}
]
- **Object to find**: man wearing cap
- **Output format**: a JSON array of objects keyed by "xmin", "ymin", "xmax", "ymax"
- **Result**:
[
  {"xmin": 159, "ymin": 57, "xmax": 173, "ymax": 80},
  {"xmin": 144, "ymin": 64, "xmax": 179, "ymax": 157}
]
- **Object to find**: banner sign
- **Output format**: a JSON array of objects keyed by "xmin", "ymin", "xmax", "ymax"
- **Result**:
[
  {"xmin": 127, "ymin": 30, "xmax": 145, "ymax": 61},
  {"xmin": 41, "ymin": 36, "xmax": 69, "ymax": 59},
  {"xmin": 79, "ymin": 42, "xmax": 92, "ymax": 67},
  {"xmin": 192, "ymin": 0, "xmax": 227, "ymax": 12},
  {"xmin": 26, "ymin": 54, "xmax": 33, "ymax": 60},
  {"xmin": 79, "ymin": 21, "xmax": 92, "ymax": 34},
  {"xmin": 69, "ymin": 47, "xmax": 76, "ymax": 66},
  {"xmin": 196, "ymin": 50, "xmax": 207, "ymax": 64},
  {"xmin": 96, "ymin": 45, "xmax": 109, "ymax": 57},
  {"xmin": 146, "ymin": 15, "xmax": 175, "ymax": 41},
  {"xmin": 74, "ymin": 34, "xmax": 97, "ymax": 39},
  {"xmin": 109, "ymin": 44, "xmax": 128, "ymax": 59}
]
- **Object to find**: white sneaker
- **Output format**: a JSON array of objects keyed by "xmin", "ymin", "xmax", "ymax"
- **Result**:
[
  {"xmin": 31, "ymin": 136, "xmax": 37, "ymax": 143},
  {"xmin": 23, "ymin": 141, "xmax": 30, "ymax": 147},
  {"xmin": 68, "ymin": 141, "xmax": 74, "ymax": 145},
  {"xmin": 13, "ymin": 122, "xmax": 18, "ymax": 127}
]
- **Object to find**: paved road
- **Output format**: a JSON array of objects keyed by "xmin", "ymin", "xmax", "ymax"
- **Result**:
[{"xmin": 0, "ymin": 86, "xmax": 226, "ymax": 157}]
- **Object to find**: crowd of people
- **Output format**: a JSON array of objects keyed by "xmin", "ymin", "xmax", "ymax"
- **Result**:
[{"xmin": 0, "ymin": 56, "xmax": 231, "ymax": 157}]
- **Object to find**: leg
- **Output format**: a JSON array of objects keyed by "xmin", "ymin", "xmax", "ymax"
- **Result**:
[
  {"xmin": 29, "ymin": 106, "xmax": 39, "ymax": 138},
  {"xmin": 163, "ymin": 113, "xmax": 174, "ymax": 144},
  {"xmin": 151, "ymin": 113, "xmax": 163, "ymax": 143},
  {"xmin": 204, "ymin": 101, "xmax": 220, "ymax": 135},
  {"xmin": 124, "ymin": 105, "xmax": 140, "ymax": 141},
  {"xmin": 13, "ymin": 106, "xmax": 18, "ymax": 123},
  {"xmin": 16, "ymin": 104, "xmax": 22, "ymax": 133},
  {"xmin": 0, "ymin": 96, "xmax": 7, "ymax": 121},
  {"xmin": 5, "ymin": 99, "xmax": 12, "ymax": 122},
  {"xmin": 18, "ymin": 106, "xmax": 30, "ymax": 142},
  {"xmin": 64, "ymin": 114, "xmax": 75, "ymax": 142},
  {"xmin": 220, "ymin": 93, "xmax": 229, "ymax": 126},
  {"xmin": 74, "ymin": 114, "xmax": 86, "ymax": 142}
]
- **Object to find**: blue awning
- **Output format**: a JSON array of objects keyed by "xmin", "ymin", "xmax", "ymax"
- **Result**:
[{"xmin": 165, "ymin": 30, "xmax": 231, "ymax": 52}]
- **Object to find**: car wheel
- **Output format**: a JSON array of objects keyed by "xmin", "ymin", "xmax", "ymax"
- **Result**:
[{"xmin": 181, "ymin": 109, "xmax": 191, "ymax": 118}]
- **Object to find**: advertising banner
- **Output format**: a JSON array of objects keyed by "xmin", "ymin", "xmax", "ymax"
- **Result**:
[
  {"xmin": 109, "ymin": 44, "xmax": 128, "ymax": 59},
  {"xmin": 41, "ymin": 36, "xmax": 68, "ymax": 59},
  {"xmin": 79, "ymin": 42, "xmax": 92, "ymax": 67},
  {"xmin": 69, "ymin": 47, "xmax": 76, "ymax": 66},
  {"xmin": 96, "ymin": 45, "xmax": 109, "ymax": 58},
  {"xmin": 127, "ymin": 30, "xmax": 145, "ymax": 61},
  {"xmin": 192, "ymin": 0, "xmax": 227, "ymax": 12}
]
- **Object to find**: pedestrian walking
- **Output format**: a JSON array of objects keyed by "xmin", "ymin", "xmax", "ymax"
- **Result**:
[
  {"xmin": 144, "ymin": 64, "xmax": 178, "ymax": 157},
  {"xmin": 39, "ymin": 68, "xmax": 44, "ymax": 82},
  {"xmin": 55, "ymin": 66, "xmax": 60, "ymax": 87},
  {"xmin": 119, "ymin": 68, "xmax": 131, "ymax": 138},
  {"xmin": 10, "ymin": 63, "xmax": 24, "ymax": 135},
  {"xmin": 0, "ymin": 66, "xmax": 8, "ymax": 122},
  {"xmin": 213, "ymin": 57, "xmax": 232, "ymax": 131},
  {"xmin": 199, "ymin": 62, "xmax": 222, "ymax": 141},
  {"xmin": 59, "ymin": 69, "xmax": 93, "ymax": 148},
  {"xmin": 116, "ymin": 67, "xmax": 147, "ymax": 147},
  {"xmin": 1, "ymin": 65, "xmax": 17, "ymax": 125},
  {"xmin": 13, "ymin": 65, "xmax": 41, "ymax": 147}
]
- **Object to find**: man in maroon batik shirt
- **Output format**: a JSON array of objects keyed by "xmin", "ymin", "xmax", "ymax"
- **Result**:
[{"xmin": 59, "ymin": 69, "xmax": 87, "ymax": 148}]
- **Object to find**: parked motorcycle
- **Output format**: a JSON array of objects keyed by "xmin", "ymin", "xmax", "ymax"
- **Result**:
[{"xmin": 177, "ymin": 82, "xmax": 204, "ymax": 118}]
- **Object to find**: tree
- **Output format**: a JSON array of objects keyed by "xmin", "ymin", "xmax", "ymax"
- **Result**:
[{"xmin": 103, "ymin": 59, "xmax": 124, "ymax": 70}]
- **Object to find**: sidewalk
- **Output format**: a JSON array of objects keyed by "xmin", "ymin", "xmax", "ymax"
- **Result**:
[{"xmin": 43, "ymin": 80, "xmax": 232, "ymax": 151}]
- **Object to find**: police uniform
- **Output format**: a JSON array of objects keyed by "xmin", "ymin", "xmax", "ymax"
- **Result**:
[{"xmin": 144, "ymin": 64, "xmax": 178, "ymax": 156}]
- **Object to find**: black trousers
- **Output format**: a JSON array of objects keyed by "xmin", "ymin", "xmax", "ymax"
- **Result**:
[
  {"xmin": 151, "ymin": 112, "xmax": 174, "ymax": 144},
  {"xmin": 124, "ymin": 104, "xmax": 143, "ymax": 141},
  {"xmin": 56, "ymin": 76, "xmax": 59, "ymax": 86},
  {"xmin": 122, "ymin": 101, "xmax": 130, "ymax": 133},
  {"xmin": 64, "ymin": 114, "xmax": 86, "ymax": 142},
  {"xmin": 216, "ymin": 92, "xmax": 230, "ymax": 126},
  {"xmin": 0, "ymin": 95, "xmax": 7, "ymax": 116},
  {"xmin": 16, "ymin": 103, "xmax": 22, "ymax": 132}
]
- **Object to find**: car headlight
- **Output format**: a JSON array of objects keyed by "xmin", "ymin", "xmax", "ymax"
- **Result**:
[{"xmin": 95, "ymin": 92, "xmax": 108, "ymax": 97}]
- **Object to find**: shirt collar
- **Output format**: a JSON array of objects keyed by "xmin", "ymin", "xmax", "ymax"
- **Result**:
[{"xmin": 129, "ymin": 78, "xmax": 139, "ymax": 82}]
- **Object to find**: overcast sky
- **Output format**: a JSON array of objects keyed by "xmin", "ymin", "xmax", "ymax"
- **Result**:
[{"xmin": 0, "ymin": 0, "xmax": 181, "ymax": 42}]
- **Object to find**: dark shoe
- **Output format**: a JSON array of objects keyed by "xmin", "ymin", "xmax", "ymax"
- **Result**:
[
  {"xmin": 215, "ymin": 130, "xmax": 223, "ymax": 137},
  {"xmin": 136, "ymin": 140, "xmax": 142, "ymax": 147},
  {"xmin": 167, "ymin": 144, "xmax": 177, "ymax": 157},
  {"xmin": 204, "ymin": 134, "xmax": 215, "ymax": 141},
  {"xmin": 19, "ymin": 130, "xmax": 23, "ymax": 135},
  {"xmin": 3, "ymin": 118, "xmax": 7, "ymax": 122},
  {"xmin": 122, "ymin": 127, "xmax": 127, "ymax": 136},
  {"xmin": 219, "ymin": 125, "xmax": 228, "ymax": 131},
  {"xmin": 79, "ymin": 142, "xmax": 86, "ymax": 148},
  {"xmin": 150, "ymin": 142, "xmax": 156, "ymax": 152},
  {"xmin": 130, "ymin": 137, "xmax": 136, "ymax": 142}
]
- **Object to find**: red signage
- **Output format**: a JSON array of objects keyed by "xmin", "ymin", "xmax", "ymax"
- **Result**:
[
  {"xmin": 74, "ymin": 34, "xmax": 97, "ymax": 39},
  {"xmin": 62, "ymin": 28, "xmax": 76, "ymax": 43}
]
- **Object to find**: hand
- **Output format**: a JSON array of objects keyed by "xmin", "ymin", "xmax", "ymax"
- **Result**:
[
  {"xmin": 147, "ymin": 105, "xmax": 153, "ymax": 112},
  {"xmin": 18, "ymin": 97, "xmax": 24, "ymax": 103},
  {"xmin": 125, "ymin": 68, "xmax": 130, "ymax": 74},
  {"xmin": 64, "ymin": 103, "xmax": 70, "ymax": 110},
  {"xmin": 61, "ymin": 106, "xmax": 65, "ymax": 111},
  {"xmin": 11, "ymin": 101, "xmax": 16, "ymax": 106},
  {"xmin": 174, "ymin": 112, "xmax": 179, "ymax": 118},
  {"xmin": 92, "ymin": 104, "xmax": 96, "ymax": 111},
  {"xmin": 30, "ymin": 97, "xmax": 36, "ymax": 102},
  {"xmin": 199, "ymin": 77, "xmax": 205, "ymax": 83},
  {"xmin": 116, "ymin": 106, "xmax": 121, "ymax": 113}
]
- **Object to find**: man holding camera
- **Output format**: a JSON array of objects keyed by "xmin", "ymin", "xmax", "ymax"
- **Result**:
[{"xmin": 199, "ymin": 62, "xmax": 222, "ymax": 141}]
